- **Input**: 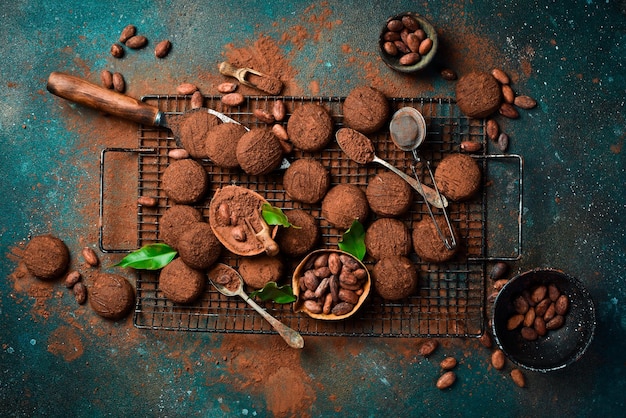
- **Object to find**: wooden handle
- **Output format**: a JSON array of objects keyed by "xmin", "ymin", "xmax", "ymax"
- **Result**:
[{"xmin": 46, "ymin": 72, "xmax": 161, "ymax": 126}]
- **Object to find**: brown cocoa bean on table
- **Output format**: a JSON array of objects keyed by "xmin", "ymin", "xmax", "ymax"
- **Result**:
[
  {"xmin": 272, "ymin": 100, "xmax": 286, "ymax": 121},
  {"xmin": 125, "ymin": 35, "xmax": 148, "ymax": 49},
  {"xmin": 502, "ymin": 84, "xmax": 515, "ymax": 104},
  {"xmin": 154, "ymin": 39, "xmax": 171, "ymax": 58},
  {"xmin": 112, "ymin": 72, "xmax": 125, "ymax": 93},
  {"xmin": 253, "ymin": 108, "xmax": 275, "ymax": 124},
  {"xmin": 137, "ymin": 196, "xmax": 157, "ymax": 207},
  {"xmin": 440, "ymin": 357, "xmax": 458, "ymax": 370},
  {"xmin": 486, "ymin": 119, "xmax": 499, "ymax": 141},
  {"xmin": 119, "ymin": 24, "xmax": 136, "ymax": 43},
  {"xmin": 82, "ymin": 247, "xmax": 99, "ymax": 267},
  {"xmin": 100, "ymin": 70, "xmax": 113, "ymax": 89},
  {"xmin": 499, "ymin": 103, "xmax": 520, "ymax": 119},
  {"xmin": 110, "ymin": 44, "xmax": 124, "ymax": 58},
  {"xmin": 419, "ymin": 339, "xmax": 438, "ymax": 357},
  {"xmin": 65, "ymin": 271, "xmax": 81, "ymax": 288},
  {"xmin": 436, "ymin": 371, "xmax": 456, "ymax": 390},
  {"xmin": 514, "ymin": 95, "xmax": 537, "ymax": 109},
  {"xmin": 73, "ymin": 282, "xmax": 87, "ymax": 305},
  {"xmin": 440, "ymin": 68, "xmax": 458, "ymax": 81},
  {"xmin": 221, "ymin": 92, "xmax": 245, "ymax": 107},
  {"xmin": 190, "ymin": 91, "xmax": 204, "ymax": 109},
  {"xmin": 491, "ymin": 349, "xmax": 505, "ymax": 370},
  {"xmin": 510, "ymin": 369, "xmax": 526, "ymax": 388},
  {"xmin": 478, "ymin": 332, "xmax": 493, "ymax": 348},
  {"xmin": 497, "ymin": 132, "xmax": 509, "ymax": 152},
  {"xmin": 491, "ymin": 68, "xmax": 510, "ymax": 85},
  {"xmin": 489, "ymin": 261, "xmax": 509, "ymax": 280},
  {"xmin": 176, "ymin": 83, "xmax": 198, "ymax": 95},
  {"xmin": 271, "ymin": 124, "xmax": 289, "ymax": 141},
  {"xmin": 331, "ymin": 301, "xmax": 353, "ymax": 316},
  {"xmin": 217, "ymin": 82, "xmax": 237, "ymax": 94}
]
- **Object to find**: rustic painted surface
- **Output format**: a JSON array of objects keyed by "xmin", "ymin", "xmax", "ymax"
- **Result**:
[{"xmin": 1, "ymin": 1, "xmax": 624, "ymax": 416}]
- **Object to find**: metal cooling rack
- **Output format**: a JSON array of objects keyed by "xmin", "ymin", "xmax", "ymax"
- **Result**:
[{"xmin": 99, "ymin": 94, "xmax": 523, "ymax": 338}]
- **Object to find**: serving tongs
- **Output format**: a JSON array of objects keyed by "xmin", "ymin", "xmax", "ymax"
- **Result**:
[{"xmin": 389, "ymin": 107, "xmax": 456, "ymax": 250}]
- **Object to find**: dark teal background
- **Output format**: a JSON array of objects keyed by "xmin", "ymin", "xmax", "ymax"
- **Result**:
[{"xmin": 1, "ymin": 1, "xmax": 624, "ymax": 416}]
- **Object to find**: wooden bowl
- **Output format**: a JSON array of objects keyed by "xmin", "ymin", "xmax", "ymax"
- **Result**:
[{"xmin": 292, "ymin": 249, "xmax": 371, "ymax": 320}]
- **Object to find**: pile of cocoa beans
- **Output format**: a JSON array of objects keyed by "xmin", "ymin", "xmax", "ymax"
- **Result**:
[{"xmin": 507, "ymin": 283, "xmax": 570, "ymax": 340}]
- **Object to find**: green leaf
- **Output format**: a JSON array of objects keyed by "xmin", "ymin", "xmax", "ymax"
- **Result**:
[
  {"xmin": 113, "ymin": 243, "xmax": 177, "ymax": 270},
  {"xmin": 249, "ymin": 281, "xmax": 296, "ymax": 304},
  {"xmin": 261, "ymin": 203, "xmax": 301, "ymax": 229},
  {"xmin": 338, "ymin": 219, "xmax": 366, "ymax": 260}
]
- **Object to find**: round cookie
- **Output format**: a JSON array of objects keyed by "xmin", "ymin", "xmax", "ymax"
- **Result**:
[
  {"xmin": 162, "ymin": 159, "xmax": 209, "ymax": 204},
  {"xmin": 321, "ymin": 184, "xmax": 369, "ymax": 229},
  {"xmin": 23, "ymin": 234, "xmax": 70, "ymax": 280},
  {"xmin": 365, "ymin": 218, "xmax": 412, "ymax": 261},
  {"xmin": 159, "ymin": 205, "xmax": 204, "ymax": 249},
  {"xmin": 286, "ymin": 103, "xmax": 333, "ymax": 151},
  {"xmin": 366, "ymin": 171, "xmax": 412, "ymax": 216},
  {"xmin": 276, "ymin": 209, "xmax": 320, "ymax": 257},
  {"xmin": 434, "ymin": 153, "xmax": 481, "ymax": 201},
  {"xmin": 236, "ymin": 127, "xmax": 283, "ymax": 175},
  {"xmin": 89, "ymin": 273, "xmax": 135, "ymax": 320},
  {"xmin": 282, "ymin": 158, "xmax": 330, "ymax": 204},
  {"xmin": 238, "ymin": 255, "xmax": 284, "ymax": 290},
  {"xmin": 178, "ymin": 222, "xmax": 222, "ymax": 270},
  {"xmin": 158, "ymin": 258, "xmax": 205, "ymax": 304},
  {"xmin": 455, "ymin": 72, "xmax": 502, "ymax": 118},
  {"xmin": 342, "ymin": 86, "xmax": 390, "ymax": 134},
  {"xmin": 372, "ymin": 256, "xmax": 418, "ymax": 301},
  {"xmin": 204, "ymin": 123, "xmax": 247, "ymax": 169},
  {"xmin": 412, "ymin": 216, "xmax": 458, "ymax": 263},
  {"xmin": 170, "ymin": 109, "xmax": 221, "ymax": 159}
]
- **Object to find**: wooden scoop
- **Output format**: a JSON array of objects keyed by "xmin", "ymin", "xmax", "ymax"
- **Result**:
[{"xmin": 218, "ymin": 62, "xmax": 283, "ymax": 95}]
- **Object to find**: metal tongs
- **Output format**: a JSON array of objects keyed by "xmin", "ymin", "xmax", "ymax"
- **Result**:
[{"xmin": 389, "ymin": 108, "xmax": 456, "ymax": 250}]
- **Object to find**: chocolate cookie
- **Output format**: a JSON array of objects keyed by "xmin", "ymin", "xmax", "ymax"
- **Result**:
[
  {"xmin": 238, "ymin": 255, "xmax": 284, "ymax": 290},
  {"xmin": 372, "ymin": 256, "xmax": 418, "ymax": 300},
  {"xmin": 287, "ymin": 103, "xmax": 333, "ymax": 151},
  {"xmin": 236, "ymin": 127, "xmax": 283, "ymax": 175},
  {"xmin": 365, "ymin": 218, "xmax": 412, "ymax": 261},
  {"xmin": 158, "ymin": 258, "xmax": 205, "ymax": 304},
  {"xmin": 170, "ymin": 109, "xmax": 221, "ymax": 159},
  {"xmin": 342, "ymin": 86, "xmax": 390, "ymax": 134},
  {"xmin": 282, "ymin": 158, "xmax": 330, "ymax": 204},
  {"xmin": 321, "ymin": 184, "xmax": 369, "ymax": 229},
  {"xmin": 178, "ymin": 222, "xmax": 222, "ymax": 270},
  {"xmin": 89, "ymin": 273, "xmax": 135, "ymax": 320},
  {"xmin": 162, "ymin": 159, "xmax": 209, "ymax": 204},
  {"xmin": 434, "ymin": 153, "xmax": 481, "ymax": 201},
  {"xmin": 276, "ymin": 209, "xmax": 320, "ymax": 257},
  {"xmin": 455, "ymin": 72, "xmax": 502, "ymax": 118},
  {"xmin": 22, "ymin": 234, "xmax": 70, "ymax": 280},
  {"xmin": 412, "ymin": 216, "xmax": 458, "ymax": 263},
  {"xmin": 159, "ymin": 205, "xmax": 204, "ymax": 249},
  {"xmin": 204, "ymin": 123, "xmax": 247, "ymax": 169},
  {"xmin": 366, "ymin": 171, "xmax": 412, "ymax": 216}
]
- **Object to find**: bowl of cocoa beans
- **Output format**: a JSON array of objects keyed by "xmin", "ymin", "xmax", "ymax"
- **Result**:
[
  {"xmin": 379, "ymin": 12, "xmax": 438, "ymax": 73},
  {"xmin": 292, "ymin": 249, "xmax": 371, "ymax": 320},
  {"xmin": 491, "ymin": 268, "xmax": 596, "ymax": 372}
]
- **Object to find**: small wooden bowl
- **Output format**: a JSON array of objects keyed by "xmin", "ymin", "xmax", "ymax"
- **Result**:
[
  {"xmin": 379, "ymin": 12, "xmax": 438, "ymax": 73},
  {"xmin": 292, "ymin": 249, "xmax": 371, "ymax": 320}
]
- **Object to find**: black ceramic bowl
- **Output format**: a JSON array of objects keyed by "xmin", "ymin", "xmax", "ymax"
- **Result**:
[
  {"xmin": 491, "ymin": 268, "xmax": 596, "ymax": 372},
  {"xmin": 379, "ymin": 13, "xmax": 438, "ymax": 73}
]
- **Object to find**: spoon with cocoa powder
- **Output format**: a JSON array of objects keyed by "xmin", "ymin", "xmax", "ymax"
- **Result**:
[
  {"xmin": 208, "ymin": 263, "xmax": 304, "ymax": 349},
  {"xmin": 335, "ymin": 127, "xmax": 448, "ymax": 209}
]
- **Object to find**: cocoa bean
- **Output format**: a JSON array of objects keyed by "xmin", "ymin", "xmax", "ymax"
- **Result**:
[
  {"xmin": 486, "ymin": 119, "xmax": 499, "ymax": 141},
  {"xmin": 314, "ymin": 253, "xmax": 329, "ymax": 268},
  {"xmin": 330, "ymin": 274, "xmax": 340, "ymax": 304},
  {"xmin": 339, "ymin": 271, "xmax": 357, "ymax": 286},
  {"xmin": 491, "ymin": 349, "xmax": 505, "ymax": 370},
  {"xmin": 110, "ymin": 43, "xmax": 124, "ymax": 58},
  {"xmin": 383, "ymin": 31, "xmax": 401, "ymax": 42},
  {"xmin": 231, "ymin": 226, "xmax": 247, "ymax": 242},
  {"xmin": 523, "ymin": 307, "xmax": 536, "ymax": 328},
  {"xmin": 168, "ymin": 148, "xmax": 189, "ymax": 159},
  {"xmin": 73, "ymin": 282, "xmax": 87, "ymax": 305},
  {"xmin": 514, "ymin": 95, "xmax": 537, "ymax": 109},
  {"xmin": 493, "ymin": 279, "xmax": 509, "ymax": 291},
  {"xmin": 499, "ymin": 103, "xmax": 520, "ymax": 119},
  {"xmin": 478, "ymin": 332, "xmax": 493, "ymax": 348},
  {"xmin": 125, "ymin": 35, "xmax": 148, "ymax": 49},
  {"xmin": 521, "ymin": 326, "xmax": 538, "ymax": 341},
  {"xmin": 555, "ymin": 294, "xmax": 569, "ymax": 315},
  {"xmin": 65, "ymin": 271, "xmax": 81, "ymax": 288},
  {"xmin": 418, "ymin": 38, "xmax": 433, "ymax": 55},
  {"xmin": 491, "ymin": 68, "xmax": 510, "ymax": 84},
  {"xmin": 304, "ymin": 300, "xmax": 323, "ymax": 314},
  {"xmin": 314, "ymin": 266, "xmax": 331, "ymax": 279},
  {"xmin": 419, "ymin": 339, "xmax": 438, "ymax": 357},
  {"xmin": 221, "ymin": 92, "xmax": 245, "ymax": 107},
  {"xmin": 546, "ymin": 315, "xmax": 564, "ymax": 330},
  {"xmin": 323, "ymin": 293, "xmax": 333, "ymax": 315},
  {"xmin": 271, "ymin": 124, "xmax": 289, "ymax": 141},
  {"xmin": 401, "ymin": 15, "xmax": 420, "ymax": 31},
  {"xmin": 534, "ymin": 316, "xmax": 547, "ymax": 336},
  {"xmin": 82, "ymin": 247, "xmax": 99, "ymax": 267},
  {"xmin": 112, "ymin": 72, "xmax": 125, "ymax": 93},
  {"xmin": 406, "ymin": 33, "xmax": 421, "ymax": 53},
  {"xmin": 331, "ymin": 302, "xmax": 354, "ymax": 316},
  {"xmin": 387, "ymin": 19, "xmax": 404, "ymax": 32},
  {"xmin": 272, "ymin": 100, "xmax": 286, "ymax": 121},
  {"xmin": 253, "ymin": 108, "xmax": 275, "ymax": 124},
  {"xmin": 414, "ymin": 29, "xmax": 427, "ymax": 42},
  {"xmin": 217, "ymin": 203, "xmax": 231, "ymax": 225},
  {"xmin": 352, "ymin": 268, "xmax": 367, "ymax": 281},
  {"xmin": 440, "ymin": 68, "xmax": 458, "ymax": 81},
  {"xmin": 490, "ymin": 261, "xmax": 509, "ymax": 280},
  {"xmin": 548, "ymin": 283, "xmax": 560, "ymax": 302},
  {"xmin": 513, "ymin": 295, "xmax": 529, "ymax": 315},
  {"xmin": 338, "ymin": 288, "xmax": 359, "ymax": 305},
  {"xmin": 190, "ymin": 91, "xmax": 204, "ymax": 109},
  {"xmin": 440, "ymin": 357, "xmax": 457, "ymax": 370},
  {"xmin": 497, "ymin": 132, "xmax": 509, "ymax": 152},
  {"xmin": 176, "ymin": 83, "xmax": 198, "ymax": 95},
  {"xmin": 100, "ymin": 70, "xmax": 113, "ymax": 89},
  {"xmin": 510, "ymin": 369, "xmax": 526, "ymax": 388},
  {"xmin": 328, "ymin": 253, "xmax": 342, "ymax": 275},
  {"xmin": 507, "ymin": 314, "xmax": 524, "ymax": 330},
  {"xmin": 301, "ymin": 290, "xmax": 316, "ymax": 300},
  {"xmin": 460, "ymin": 141, "xmax": 481, "ymax": 152},
  {"xmin": 502, "ymin": 84, "xmax": 515, "ymax": 104},
  {"xmin": 535, "ymin": 298, "xmax": 551, "ymax": 317},
  {"xmin": 137, "ymin": 196, "xmax": 157, "ymax": 207},
  {"xmin": 314, "ymin": 277, "xmax": 330, "ymax": 298},
  {"xmin": 383, "ymin": 41, "xmax": 398, "ymax": 56},
  {"xmin": 530, "ymin": 285, "xmax": 547, "ymax": 304},
  {"xmin": 436, "ymin": 371, "xmax": 456, "ymax": 390},
  {"xmin": 217, "ymin": 82, "xmax": 237, "ymax": 94},
  {"xmin": 339, "ymin": 254, "xmax": 360, "ymax": 271},
  {"xmin": 154, "ymin": 40, "xmax": 171, "ymax": 58},
  {"xmin": 394, "ymin": 40, "xmax": 410, "ymax": 54},
  {"xmin": 119, "ymin": 25, "xmax": 136, "ymax": 43}
]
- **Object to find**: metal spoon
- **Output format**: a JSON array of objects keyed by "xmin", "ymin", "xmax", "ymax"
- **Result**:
[
  {"xmin": 389, "ymin": 107, "xmax": 456, "ymax": 250},
  {"xmin": 208, "ymin": 263, "xmax": 304, "ymax": 349},
  {"xmin": 335, "ymin": 127, "xmax": 448, "ymax": 209}
]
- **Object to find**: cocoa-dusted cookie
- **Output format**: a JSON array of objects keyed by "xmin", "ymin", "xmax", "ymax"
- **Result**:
[
  {"xmin": 372, "ymin": 256, "xmax": 418, "ymax": 300},
  {"xmin": 22, "ymin": 234, "xmax": 70, "ymax": 280},
  {"xmin": 455, "ymin": 72, "xmax": 502, "ymax": 118},
  {"xmin": 162, "ymin": 159, "xmax": 209, "ymax": 204},
  {"xmin": 287, "ymin": 103, "xmax": 333, "ymax": 151},
  {"xmin": 236, "ymin": 127, "xmax": 283, "ymax": 175},
  {"xmin": 412, "ymin": 216, "xmax": 458, "ymax": 263},
  {"xmin": 238, "ymin": 254, "xmax": 284, "ymax": 290},
  {"xmin": 434, "ymin": 153, "xmax": 481, "ymax": 201},
  {"xmin": 276, "ymin": 209, "xmax": 320, "ymax": 257},
  {"xmin": 170, "ymin": 108, "xmax": 221, "ymax": 159},
  {"xmin": 204, "ymin": 123, "xmax": 247, "ymax": 169},
  {"xmin": 158, "ymin": 257, "xmax": 205, "ymax": 304},
  {"xmin": 342, "ymin": 86, "xmax": 390, "ymax": 134},
  {"xmin": 178, "ymin": 222, "xmax": 222, "ymax": 270},
  {"xmin": 365, "ymin": 218, "xmax": 412, "ymax": 261},
  {"xmin": 159, "ymin": 205, "xmax": 203, "ymax": 249},
  {"xmin": 282, "ymin": 158, "xmax": 330, "ymax": 204},
  {"xmin": 366, "ymin": 171, "xmax": 412, "ymax": 216},
  {"xmin": 89, "ymin": 273, "xmax": 135, "ymax": 320},
  {"xmin": 321, "ymin": 184, "xmax": 369, "ymax": 229}
]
